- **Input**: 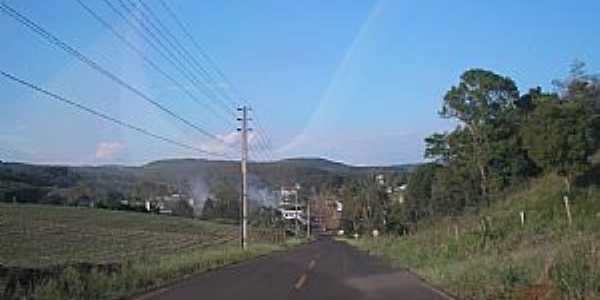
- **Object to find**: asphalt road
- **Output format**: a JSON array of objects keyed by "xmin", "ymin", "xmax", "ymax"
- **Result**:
[{"xmin": 136, "ymin": 237, "xmax": 452, "ymax": 300}]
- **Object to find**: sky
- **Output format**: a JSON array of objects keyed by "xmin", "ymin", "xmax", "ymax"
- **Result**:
[{"xmin": 1, "ymin": 0, "xmax": 599, "ymax": 166}]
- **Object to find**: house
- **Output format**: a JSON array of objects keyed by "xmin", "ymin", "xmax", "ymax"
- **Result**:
[
  {"xmin": 334, "ymin": 200, "xmax": 343, "ymax": 212},
  {"xmin": 276, "ymin": 186, "xmax": 298, "ymax": 206},
  {"xmin": 275, "ymin": 186, "xmax": 308, "ymax": 225},
  {"xmin": 147, "ymin": 193, "xmax": 194, "ymax": 215},
  {"xmin": 279, "ymin": 208, "xmax": 305, "ymax": 222},
  {"xmin": 376, "ymin": 174, "xmax": 386, "ymax": 186}
]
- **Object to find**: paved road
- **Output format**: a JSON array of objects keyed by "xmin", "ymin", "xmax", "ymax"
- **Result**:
[{"xmin": 137, "ymin": 237, "xmax": 452, "ymax": 300}]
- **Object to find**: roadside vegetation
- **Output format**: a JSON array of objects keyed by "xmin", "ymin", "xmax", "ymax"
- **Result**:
[
  {"xmin": 0, "ymin": 203, "xmax": 295, "ymax": 300},
  {"xmin": 346, "ymin": 174, "xmax": 600, "ymax": 299},
  {"xmin": 340, "ymin": 62, "xmax": 600, "ymax": 299}
]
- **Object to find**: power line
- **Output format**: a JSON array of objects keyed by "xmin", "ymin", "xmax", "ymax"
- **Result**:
[
  {"xmin": 0, "ymin": 2, "xmax": 230, "ymax": 147},
  {"xmin": 248, "ymin": 143, "xmax": 268, "ymax": 162},
  {"xmin": 153, "ymin": 0, "xmax": 278, "ymax": 160},
  {"xmin": 250, "ymin": 126, "xmax": 273, "ymax": 161},
  {"xmin": 0, "ymin": 70, "xmax": 232, "ymax": 159},
  {"xmin": 152, "ymin": 0, "xmax": 277, "ymax": 161},
  {"xmin": 106, "ymin": 0, "xmax": 235, "ymax": 119},
  {"xmin": 74, "ymin": 0, "xmax": 236, "ymax": 129},
  {"xmin": 132, "ymin": 0, "xmax": 236, "ymax": 115},
  {"xmin": 251, "ymin": 118, "xmax": 276, "ymax": 161},
  {"xmin": 156, "ymin": 0, "xmax": 240, "ymax": 108},
  {"xmin": 246, "ymin": 109, "xmax": 275, "ymax": 161}
]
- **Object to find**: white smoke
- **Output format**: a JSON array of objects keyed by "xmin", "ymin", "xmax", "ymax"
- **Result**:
[
  {"xmin": 189, "ymin": 178, "xmax": 211, "ymax": 215},
  {"xmin": 247, "ymin": 173, "xmax": 278, "ymax": 208}
]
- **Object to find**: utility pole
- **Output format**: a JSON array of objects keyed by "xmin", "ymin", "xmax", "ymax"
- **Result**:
[
  {"xmin": 294, "ymin": 183, "xmax": 300, "ymax": 237},
  {"xmin": 237, "ymin": 106, "xmax": 250, "ymax": 250},
  {"xmin": 306, "ymin": 199, "xmax": 311, "ymax": 239}
]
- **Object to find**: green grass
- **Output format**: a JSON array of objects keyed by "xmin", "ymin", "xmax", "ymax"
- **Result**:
[
  {"xmin": 0, "ymin": 203, "xmax": 237, "ymax": 268},
  {"xmin": 342, "ymin": 174, "xmax": 600, "ymax": 300},
  {"xmin": 0, "ymin": 203, "xmax": 296, "ymax": 299},
  {"xmin": 29, "ymin": 242, "xmax": 285, "ymax": 300}
]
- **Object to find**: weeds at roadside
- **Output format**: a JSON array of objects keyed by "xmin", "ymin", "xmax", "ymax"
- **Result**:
[
  {"xmin": 343, "ymin": 175, "xmax": 600, "ymax": 300},
  {"xmin": 28, "ymin": 242, "xmax": 289, "ymax": 300}
]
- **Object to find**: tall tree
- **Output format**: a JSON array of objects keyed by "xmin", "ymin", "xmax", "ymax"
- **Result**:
[{"xmin": 440, "ymin": 69, "xmax": 520, "ymax": 203}]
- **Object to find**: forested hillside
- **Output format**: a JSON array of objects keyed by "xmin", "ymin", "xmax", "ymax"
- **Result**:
[
  {"xmin": 403, "ymin": 62, "xmax": 600, "ymax": 222},
  {"xmin": 340, "ymin": 62, "xmax": 600, "ymax": 232},
  {"xmin": 341, "ymin": 63, "xmax": 600, "ymax": 299},
  {"xmin": 0, "ymin": 158, "xmax": 412, "ymax": 214}
]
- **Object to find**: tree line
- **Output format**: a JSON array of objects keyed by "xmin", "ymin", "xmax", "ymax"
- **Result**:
[
  {"xmin": 341, "ymin": 61, "xmax": 600, "ymax": 234},
  {"xmin": 407, "ymin": 61, "xmax": 600, "ymax": 222}
]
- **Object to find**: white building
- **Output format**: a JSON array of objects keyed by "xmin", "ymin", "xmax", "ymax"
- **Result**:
[{"xmin": 335, "ymin": 200, "xmax": 343, "ymax": 212}]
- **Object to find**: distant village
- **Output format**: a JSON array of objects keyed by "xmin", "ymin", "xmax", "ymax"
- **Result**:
[{"xmin": 86, "ymin": 173, "xmax": 408, "ymax": 237}]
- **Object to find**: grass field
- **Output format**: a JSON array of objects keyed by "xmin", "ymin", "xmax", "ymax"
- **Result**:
[
  {"xmin": 343, "ymin": 174, "xmax": 600, "ymax": 300},
  {"xmin": 0, "ymin": 203, "xmax": 292, "ymax": 299},
  {"xmin": 0, "ymin": 204, "xmax": 237, "ymax": 268}
]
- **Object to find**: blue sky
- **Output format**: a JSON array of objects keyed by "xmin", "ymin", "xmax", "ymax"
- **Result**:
[{"xmin": 1, "ymin": 0, "xmax": 599, "ymax": 166}]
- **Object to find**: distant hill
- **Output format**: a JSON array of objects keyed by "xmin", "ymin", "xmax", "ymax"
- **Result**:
[
  {"xmin": 275, "ymin": 158, "xmax": 415, "ymax": 174},
  {"xmin": 0, "ymin": 158, "xmax": 417, "ymax": 209}
]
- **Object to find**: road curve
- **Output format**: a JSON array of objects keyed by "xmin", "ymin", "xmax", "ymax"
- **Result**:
[{"xmin": 135, "ymin": 237, "xmax": 453, "ymax": 300}]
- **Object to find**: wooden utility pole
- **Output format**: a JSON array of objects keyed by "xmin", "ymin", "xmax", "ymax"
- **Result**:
[
  {"xmin": 238, "ymin": 106, "xmax": 249, "ymax": 250},
  {"xmin": 306, "ymin": 199, "xmax": 311, "ymax": 239}
]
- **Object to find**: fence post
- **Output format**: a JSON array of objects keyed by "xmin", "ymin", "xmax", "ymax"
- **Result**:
[
  {"xmin": 519, "ymin": 211, "xmax": 525, "ymax": 227},
  {"xmin": 563, "ymin": 196, "xmax": 573, "ymax": 227}
]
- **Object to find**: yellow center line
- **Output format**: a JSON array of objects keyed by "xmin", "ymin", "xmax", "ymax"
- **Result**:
[
  {"xmin": 293, "ymin": 256, "xmax": 319, "ymax": 291},
  {"xmin": 294, "ymin": 273, "xmax": 308, "ymax": 289},
  {"xmin": 308, "ymin": 259, "xmax": 316, "ymax": 270}
]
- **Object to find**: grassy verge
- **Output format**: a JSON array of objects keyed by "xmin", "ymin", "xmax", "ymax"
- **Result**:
[
  {"xmin": 30, "ymin": 241, "xmax": 293, "ymax": 300},
  {"xmin": 342, "ymin": 174, "xmax": 600, "ymax": 299},
  {"xmin": 0, "ymin": 204, "xmax": 299, "ymax": 299}
]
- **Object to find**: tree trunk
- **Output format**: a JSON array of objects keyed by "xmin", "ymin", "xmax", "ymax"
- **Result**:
[
  {"xmin": 479, "ymin": 163, "xmax": 489, "ymax": 206},
  {"xmin": 468, "ymin": 123, "xmax": 489, "ymax": 206}
]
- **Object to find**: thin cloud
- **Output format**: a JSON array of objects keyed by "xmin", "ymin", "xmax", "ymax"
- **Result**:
[
  {"xmin": 95, "ymin": 142, "xmax": 125, "ymax": 160},
  {"xmin": 197, "ymin": 131, "xmax": 257, "ymax": 158}
]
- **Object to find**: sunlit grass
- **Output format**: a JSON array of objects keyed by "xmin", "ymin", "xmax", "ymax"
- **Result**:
[{"xmin": 343, "ymin": 174, "xmax": 600, "ymax": 299}]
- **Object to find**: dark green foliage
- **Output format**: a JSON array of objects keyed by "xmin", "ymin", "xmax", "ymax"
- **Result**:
[
  {"xmin": 404, "ymin": 64, "xmax": 600, "ymax": 224},
  {"xmin": 0, "ymin": 163, "xmax": 174, "ymax": 209},
  {"xmin": 201, "ymin": 181, "xmax": 240, "ymax": 220},
  {"xmin": 522, "ymin": 95, "xmax": 595, "ymax": 191},
  {"xmin": 440, "ymin": 69, "xmax": 519, "ymax": 124},
  {"xmin": 440, "ymin": 69, "xmax": 521, "ymax": 202},
  {"xmin": 404, "ymin": 163, "xmax": 440, "ymax": 220},
  {"xmin": 424, "ymin": 133, "xmax": 449, "ymax": 163},
  {"xmin": 249, "ymin": 206, "xmax": 285, "ymax": 228},
  {"xmin": 431, "ymin": 163, "xmax": 480, "ymax": 214},
  {"xmin": 172, "ymin": 199, "xmax": 195, "ymax": 218},
  {"xmin": 340, "ymin": 175, "xmax": 398, "ymax": 234}
]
